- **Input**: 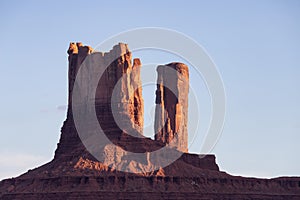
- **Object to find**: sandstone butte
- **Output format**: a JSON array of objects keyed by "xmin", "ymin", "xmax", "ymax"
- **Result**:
[{"xmin": 0, "ymin": 43, "xmax": 299, "ymax": 200}]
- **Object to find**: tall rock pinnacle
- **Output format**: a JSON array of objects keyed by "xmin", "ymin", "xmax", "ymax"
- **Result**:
[
  {"xmin": 55, "ymin": 42, "xmax": 144, "ymax": 158},
  {"xmin": 154, "ymin": 62, "xmax": 189, "ymax": 152}
]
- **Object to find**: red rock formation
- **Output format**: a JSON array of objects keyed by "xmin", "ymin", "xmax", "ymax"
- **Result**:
[
  {"xmin": 94, "ymin": 44, "xmax": 144, "ymax": 135},
  {"xmin": 56, "ymin": 43, "xmax": 145, "ymax": 159},
  {"xmin": 0, "ymin": 43, "xmax": 299, "ymax": 200},
  {"xmin": 54, "ymin": 42, "xmax": 94, "ymax": 159},
  {"xmin": 154, "ymin": 63, "xmax": 189, "ymax": 152}
]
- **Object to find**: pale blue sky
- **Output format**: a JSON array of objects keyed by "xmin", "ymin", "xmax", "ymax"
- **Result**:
[{"xmin": 0, "ymin": 0, "xmax": 299, "ymax": 180}]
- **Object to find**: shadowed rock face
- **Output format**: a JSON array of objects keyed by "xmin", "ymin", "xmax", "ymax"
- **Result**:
[
  {"xmin": 0, "ymin": 43, "xmax": 299, "ymax": 200},
  {"xmin": 154, "ymin": 63, "xmax": 189, "ymax": 152}
]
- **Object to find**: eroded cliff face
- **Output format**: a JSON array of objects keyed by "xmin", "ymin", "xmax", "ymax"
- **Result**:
[
  {"xmin": 55, "ymin": 43, "xmax": 145, "ymax": 159},
  {"xmin": 94, "ymin": 47, "xmax": 144, "ymax": 140},
  {"xmin": 154, "ymin": 63, "xmax": 189, "ymax": 152}
]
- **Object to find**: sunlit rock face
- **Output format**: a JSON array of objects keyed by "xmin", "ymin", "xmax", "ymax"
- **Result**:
[
  {"xmin": 56, "ymin": 43, "xmax": 145, "ymax": 159},
  {"xmin": 154, "ymin": 63, "xmax": 189, "ymax": 152}
]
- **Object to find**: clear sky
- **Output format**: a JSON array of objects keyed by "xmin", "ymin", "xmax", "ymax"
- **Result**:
[{"xmin": 0, "ymin": 0, "xmax": 299, "ymax": 180}]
